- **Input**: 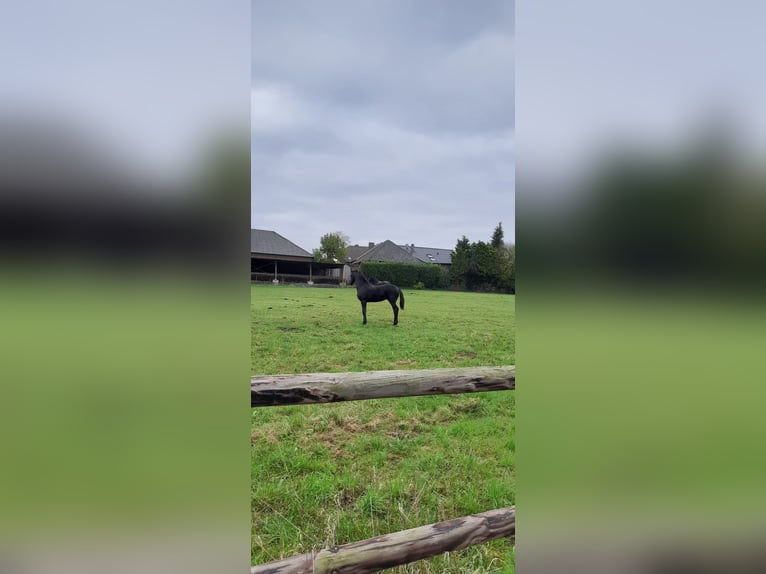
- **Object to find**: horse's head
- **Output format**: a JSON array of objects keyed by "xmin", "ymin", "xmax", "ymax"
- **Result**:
[{"xmin": 349, "ymin": 269, "xmax": 358, "ymax": 285}]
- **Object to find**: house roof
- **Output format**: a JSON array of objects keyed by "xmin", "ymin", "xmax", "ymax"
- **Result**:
[
  {"xmin": 350, "ymin": 240, "xmax": 422, "ymax": 264},
  {"xmin": 345, "ymin": 244, "xmax": 373, "ymax": 262},
  {"xmin": 251, "ymin": 229, "xmax": 313, "ymax": 259},
  {"xmin": 399, "ymin": 244, "xmax": 453, "ymax": 265}
]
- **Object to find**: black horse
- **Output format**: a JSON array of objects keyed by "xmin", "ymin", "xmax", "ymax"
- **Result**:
[{"xmin": 348, "ymin": 269, "xmax": 405, "ymax": 325}]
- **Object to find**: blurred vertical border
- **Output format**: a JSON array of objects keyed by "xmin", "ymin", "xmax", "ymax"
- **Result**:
[
  {"xmin": 0, "ymin": 2, "xmax": 250, "ymax": 573},
  {"xmin": 517, "ymin": 1, "xmax": 766, "ymax": 572}
]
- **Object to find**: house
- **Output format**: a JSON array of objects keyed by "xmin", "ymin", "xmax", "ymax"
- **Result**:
[
  {"xmin": 251, "ymin": 229, "xmax": 342, "ymax": 284},
  {"xmin": 342, "ymin": 240, "xmax": 449, "ymax": 281},
  {"xmin": 399, "ymin": 244, "xmax": 453, "ymax": 269},
  {"xmin": 344, "ymin": 243, "xmax": 375, "ymax": 263},
  {"xmin": 351, "ymin": 240, "xmax": 422, "ymax": 265}
]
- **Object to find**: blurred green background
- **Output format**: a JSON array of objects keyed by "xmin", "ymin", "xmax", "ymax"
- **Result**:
[
  {"xmin": 517, "ymin": 2, "xmax": 766, "ymax": 570},
  {"xmin": 0, "ymin": 2, "xmax": 250, "ymax": 572}
]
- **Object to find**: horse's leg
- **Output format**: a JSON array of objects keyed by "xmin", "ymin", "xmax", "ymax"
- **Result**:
[
  {"xmin": 361, "ymin": 300, "xmax": 367, "ymax": 325},
  {"xmin": 389, "ymin": 297, "xmax": 399, "ymax": 326}
]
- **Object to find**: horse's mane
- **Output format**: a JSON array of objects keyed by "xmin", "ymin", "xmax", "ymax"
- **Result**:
[{"xmin": 352, "ymin": 269, "xmax": 390, "ymax": 287}]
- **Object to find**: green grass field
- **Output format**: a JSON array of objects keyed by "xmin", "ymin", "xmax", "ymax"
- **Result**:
[{"xmin": 251, "ymin": 284, "xmax": 515, "ymax": 572}]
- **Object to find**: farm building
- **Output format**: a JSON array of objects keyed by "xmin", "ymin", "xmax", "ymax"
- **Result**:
[{"xmin": 251, "ymin": 229, "xmax": 343, "ymax": 284}]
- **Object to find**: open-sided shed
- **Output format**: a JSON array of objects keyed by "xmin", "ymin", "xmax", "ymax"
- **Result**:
[{"xmin": 251, "ymin": 229, "xmax": 342, "ymax": 283}]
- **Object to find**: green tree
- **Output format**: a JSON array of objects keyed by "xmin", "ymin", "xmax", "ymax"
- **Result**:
[
  {"xmin": 498, "ymin": 243, "xmax": 515, "ymax": 294},
  {"xmin": 491, "ymin": 222, "xmax": 504, "ymax": 249},
  {"xmin": 313, "ymin": 232, "xmax": 349, "ymax": 263},
  {"xmin": 473, "ymin": 240, "xmax": 499, "ymax": 288},
  {"xmin": 490, "ymin": 222, "xmax": 510, "ymax": 290},
  {"xmin": 450, "ymin": 236, "xmax": 471, "ymax": 288},
  {"xmin": 449, "ymin": 227, "xmax": 514, "ymax": 292}
]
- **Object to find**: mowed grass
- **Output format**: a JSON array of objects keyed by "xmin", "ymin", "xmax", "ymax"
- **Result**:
[{"xmin": 251, "ymin": 284, "xmax": 515, "ymax": 573}]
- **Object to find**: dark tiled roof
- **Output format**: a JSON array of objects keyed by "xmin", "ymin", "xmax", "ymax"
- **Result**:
[
  {"xmin": 251, "ymin": 229, "xmax": 312, "ymax": 259},
  {"xmin": 353, "ymin": 240, "xmax": 422, "ymax": 264},
  {"xmin": 345, "ymin": 244, "xmax": 371, "ymax": 262},
  {"xmin": 399, "ymin": 244, "xmax": 453, "ymax": 265}
]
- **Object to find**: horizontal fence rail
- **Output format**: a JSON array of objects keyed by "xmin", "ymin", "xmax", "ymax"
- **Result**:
[
  {"xmin": 251, "ymin": 506, "xmax": 515, "ymax": 574},
  {"xmin": 251, "ymin": 365, "xmax": 515, "ymax": 407}
]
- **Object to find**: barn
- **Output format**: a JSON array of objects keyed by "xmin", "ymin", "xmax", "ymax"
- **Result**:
[{"xmin": 251, "ymin": 229, "xmax": 343, "ymax": 284}]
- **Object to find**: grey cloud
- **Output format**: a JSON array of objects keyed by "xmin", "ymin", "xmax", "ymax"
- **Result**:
[
  {"xmin": 252, "ymin": 1, "xmax": 513, "ymax": 133},
  {"xmin": 252, "ymin": 0, "xmax": 514, "ymax": 250}
]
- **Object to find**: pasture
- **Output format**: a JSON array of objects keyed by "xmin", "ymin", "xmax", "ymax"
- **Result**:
[{"xmin": 251, "ymin": 284, "xmax": 515, "ymax": 573}]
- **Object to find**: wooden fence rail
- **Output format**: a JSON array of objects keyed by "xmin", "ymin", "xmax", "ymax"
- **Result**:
[
  {"xmin": 251, "ymin": 506, "xmax": 515, "ymax": 574},
  {"xmin": 251, "ymin": 366, "xmax": 516, "ymax": 570},
  {"xmin": 251, "ymin": 365, "xmax": 515, "ymax": 407}
]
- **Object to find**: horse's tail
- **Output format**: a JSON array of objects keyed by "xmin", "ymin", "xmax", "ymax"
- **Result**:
[{"xmin": 399, "ymin": 288, "xmax": 405, "ymax": 310}]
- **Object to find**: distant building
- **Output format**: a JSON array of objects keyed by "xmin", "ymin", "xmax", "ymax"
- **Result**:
[
  {"xmin": 342, "ymin": 239, "xmax": 453, "ymax": 281},
  {"xmin": 398, "ymin": 244, "xmax": 453, "ymax": 268},
  {"xmin": 251, "ymin": 229, "xmax": 342, "ymax": 284}
]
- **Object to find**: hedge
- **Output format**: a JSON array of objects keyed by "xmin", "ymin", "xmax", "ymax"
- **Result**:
[{"xmin": 359, "ymin": 262, "xmax": 448, "ymax": 289}]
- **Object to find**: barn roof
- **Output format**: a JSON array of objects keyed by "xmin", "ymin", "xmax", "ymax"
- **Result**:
[{"xmin": 251, "ymin": 229, "xmax": 313, "ymax": 259}]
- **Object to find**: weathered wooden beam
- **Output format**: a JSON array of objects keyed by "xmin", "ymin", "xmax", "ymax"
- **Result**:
[
  {"xmin": 251, "ymin": 365, "xmax": 515, "ymax": 407},
  {"xmin": 251, "ymin": 506, "xmax": 515, "ymax": 574}
]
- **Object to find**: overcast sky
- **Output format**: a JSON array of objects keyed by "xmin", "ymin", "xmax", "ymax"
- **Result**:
[{"xmin": 251, "ymin": 0, "xmax": 514, "ymax": 253}]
